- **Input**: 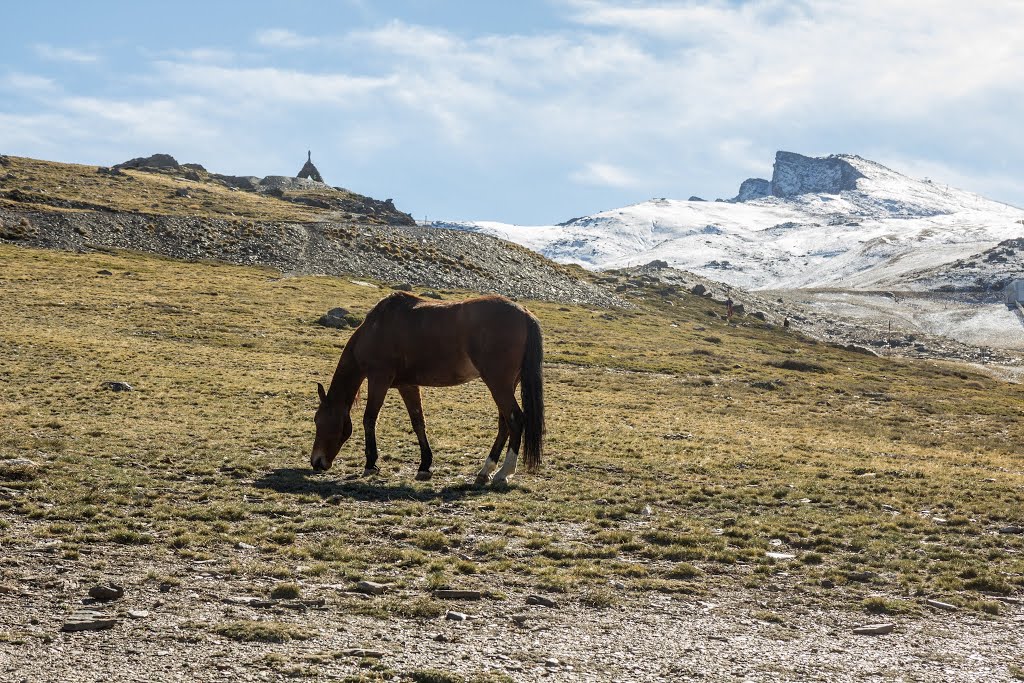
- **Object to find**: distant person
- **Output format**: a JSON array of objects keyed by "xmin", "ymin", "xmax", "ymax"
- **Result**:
[
  {"xmin": 726, "ymin": 297, "xmax": 734, "ymax": 320},
  {"xmin": 783, "ymin": 317, "xmax": 790, "ymax": 329}
]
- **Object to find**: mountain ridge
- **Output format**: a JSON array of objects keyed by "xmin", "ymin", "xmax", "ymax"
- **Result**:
[{"xmin": 438, "ymin": 151, "xmax": 1024, "ymax": 293}]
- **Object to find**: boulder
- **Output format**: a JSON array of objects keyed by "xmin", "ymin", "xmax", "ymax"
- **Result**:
[{"xmin": 113, "ymin": 154, "xmax": 180, "ymax": 172}]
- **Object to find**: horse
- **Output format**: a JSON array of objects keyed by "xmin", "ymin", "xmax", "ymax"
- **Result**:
[{"xmin": 310, "ymin": 291, "xmax": 544, "ymax": 486}]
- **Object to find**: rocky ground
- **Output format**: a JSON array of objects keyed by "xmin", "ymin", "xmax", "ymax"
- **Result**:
[
  {"xmin": 0, "ymin": 207, "xmax": 619, "ymax": 308},
  {"xmin": 607, "ymin": 263, "xmax": 1024, "ymax": 380},
  {"xmin": 2, "ymin": 524, "xmax": 1022, "ymax": 683}
]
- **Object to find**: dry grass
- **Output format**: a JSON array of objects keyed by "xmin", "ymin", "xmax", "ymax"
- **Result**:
[
  {"xmin": 1, "ymin": 243, "xmax": 1022, "ymax": 617},
  {"xmin": 0, "ymin": 156, "xmax": 341, "ymax": 222}
]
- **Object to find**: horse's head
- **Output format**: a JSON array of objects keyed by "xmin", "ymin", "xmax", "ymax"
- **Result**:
[{"xmin": 310, "ymin": 382, "xmax": 353, "ymax": 471}]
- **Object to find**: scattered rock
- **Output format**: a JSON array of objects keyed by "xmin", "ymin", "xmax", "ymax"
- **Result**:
[
  {"xmin": 444, "ymin": 610, "xmax": 468, "ymax": 621},
  {"xmin": 62, "ymin": 611, "xmax": 119, "ymax": 632},
  {"xmin": 433, "ymin": 589, "xmax": 482, "ymax": 600},
  {"xmin": 174, "ymin": 188, "xmax": 191, "ymax": 198},
  {"xmin": 852, "ymin": 623, "xmax": 895, "ymax": 635},
  {"xmin": 420, "ymin": 290, "xmax": 444, "ymax": 299},
  {"xmin": 925, "ymin": 599, "xmax": 958, "ymax": 612},
  {"xmin": 235, "ymin": 541, "xmax": 256, "ymax": 550},
  {"xmin": 97, "ymin": 269, "xmax": 113, "ymax": 275},
  {"xmin": 998, "ymin": 525, "xmax": 1024, "ymax": 535},
  {"xmin": 765, "ymin": 552, "xmax": 796, "ymax": 560},
  {"xmin": 511, "ymin": 614, "xmax": 529, "ymax": 625},
  {"xmin": 127, "ymin": 610, "xmax": 150, "ymax": 619},
  {"xmin": 391, "ymin": 282, "xmax": 413, "ymax": 292},
  {"xmin": 641, "ymin": 505, "xmax": 654, "ymax": 516},
  {"xmin": 545, "ymin": 658, "xmax": 562, "ymax": 668},
  {"xmin": 88, "ymin": 584, "xmax": 124, "ymax": 602},
  {"xmin": 526, "ymin": 595, "xmax": 558, "ymax": 608},
  {"xmin": 317, "ymin": 307, "xmax": 362, "ymax": 329},
  {"xmin": 355, "ymin": 580, "xmax": 389, "ymax": 596},
  {"xmin": 1, "ymin": 458, "xmax": 38, "ymax": 468},
  {"xmin": 433, "ymin": 633, "xmax": 450, "ymax": 642},
  {"xmin": 100, "ymin": 381, "xmax": 133, "ymax": 392}
]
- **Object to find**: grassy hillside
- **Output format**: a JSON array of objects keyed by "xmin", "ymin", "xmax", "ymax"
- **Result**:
[
  {"xmin": 0, "ymin": 155, "xmax": 404, "ymax": 224},
  {"xmin": 1, "ymin": 242, "xmax": 1021, "ymax": 621}
]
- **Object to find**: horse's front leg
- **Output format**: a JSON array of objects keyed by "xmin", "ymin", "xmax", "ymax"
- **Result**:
[
  {"xmin": 362, "ymin": 375, "xmax": 391, "ymax": 476},
  {"xmin": 399, "ymin": 385, "xmax": 433, "ymax": 481}
]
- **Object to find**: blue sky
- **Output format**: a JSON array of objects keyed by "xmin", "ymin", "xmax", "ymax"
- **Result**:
[{"xmin": 2, "ymin": 0, "xmax": 1023, "ymax": 224}]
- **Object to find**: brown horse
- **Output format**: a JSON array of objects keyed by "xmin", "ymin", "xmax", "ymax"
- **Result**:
[{"xmin": 310, "ymin": 291, "xmax": 544, "ymax": 485}]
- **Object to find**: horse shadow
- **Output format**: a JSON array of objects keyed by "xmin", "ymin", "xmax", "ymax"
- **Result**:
[{"xmin": 253, "ymin": 467, "xmax": 498, "ymax": 503}]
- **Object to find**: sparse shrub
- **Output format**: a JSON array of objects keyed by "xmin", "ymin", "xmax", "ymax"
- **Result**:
[
  {"xmin": 213, "ymin": 620, "xmax": 316, "ymax": 643},
  {"xmin": 770, "ymin": 359, "xmax": 829, "ymax": 373},
  {"xmin": 270, "ymin": 581, "xmax": 302, "ymax": 599}
]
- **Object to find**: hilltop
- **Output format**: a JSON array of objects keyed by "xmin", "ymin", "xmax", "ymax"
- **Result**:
[{"xmin": 0, "ymin": 153, "xmax": 616, "ymax": 306}]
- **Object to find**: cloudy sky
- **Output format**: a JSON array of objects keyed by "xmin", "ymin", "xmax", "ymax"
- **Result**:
[{"xmin": 2, "ymin": 1, "xmax": 1022, "ymax": 223}]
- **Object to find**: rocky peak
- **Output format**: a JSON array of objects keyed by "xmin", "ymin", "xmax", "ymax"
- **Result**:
[
  {"xmin": 770, "ymin": 151, "xmax": 864, "ymax": 197},
  {"xmin": 733, "ymin": 178, "xmax": 771, "ymax": 202}
]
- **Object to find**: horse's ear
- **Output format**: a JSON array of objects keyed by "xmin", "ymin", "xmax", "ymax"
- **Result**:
[{"xmin": 317, "ymin": 382, "xmax": 327, "ymax": 402}]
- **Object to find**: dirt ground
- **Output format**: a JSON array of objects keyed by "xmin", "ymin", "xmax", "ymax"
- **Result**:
[{"xmin": 2, "ymin": 535, "xmax": 1022, "ymax": 683}]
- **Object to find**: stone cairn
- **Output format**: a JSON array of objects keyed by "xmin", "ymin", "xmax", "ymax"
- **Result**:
[{"xmin": 296, "ymin": 150, "xmax": 324, "ymax": 183}]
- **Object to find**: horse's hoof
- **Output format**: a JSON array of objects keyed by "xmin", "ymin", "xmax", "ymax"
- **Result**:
[
  {"xmin": 362, "ymin": 467, "xmax": 380, "ymax": 477},
  {"xmin": 414, "ymin": 470, "xmax": 432, "ymax": 481},
  {"xmin": 491, "ymin": 476, "xmax": 511, "ymax": 488},
  {"xmin": 474, "ymin": 474, "xmax": 490, "ymax": 486}
]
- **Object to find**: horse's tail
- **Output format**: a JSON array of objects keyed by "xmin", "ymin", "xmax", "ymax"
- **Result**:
[{"xmin": 520, "ymin": 313, "xmax": 545, "ymax": 471}]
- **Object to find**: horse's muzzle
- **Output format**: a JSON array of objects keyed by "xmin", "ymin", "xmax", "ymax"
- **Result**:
[{"xmin": 310, "ymin": 452, "xmax": 330, "ymax": 472}]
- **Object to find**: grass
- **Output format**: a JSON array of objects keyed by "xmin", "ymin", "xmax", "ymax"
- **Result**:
[
  {"xmin": 0, "ymin": 243, "xmax": 1023, "ymax": 618},
  {"xmin": 213, "ymin": 620, "xmax": 317, "ymax": 643}
]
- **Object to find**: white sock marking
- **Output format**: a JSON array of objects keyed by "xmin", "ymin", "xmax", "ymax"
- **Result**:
[{"xmin": 493, "ymin": 446, "xmax": 518, "ymax": 483}]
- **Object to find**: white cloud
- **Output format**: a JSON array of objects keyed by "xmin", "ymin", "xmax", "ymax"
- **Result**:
[
  {"xmin": 33, "ymin": 44, "xmax": 100, "ymax": 64},
  {"xmin": 1, "ymin": 72, "xmax": 58, "ymax": 93},
  {"xmin": 254, "ymin": 29, "xmax": 321, "ymax": 49},
  {"xmin": 570, "ymin": 162, "xmax": 642, "ymax": 188}
]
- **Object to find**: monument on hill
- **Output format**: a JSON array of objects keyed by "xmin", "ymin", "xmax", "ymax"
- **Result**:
[{"xmin": 297, "ymin": 151, "xmax": 324, "ymax": 183}]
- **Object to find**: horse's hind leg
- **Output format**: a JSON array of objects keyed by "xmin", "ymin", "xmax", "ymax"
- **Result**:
[
  {"xmin": 493, "ymin": 401, "xmax": 524, "ymax": 486},
  {"xmin": 399, "ymin": 385, "xmax": 434, "ymax": 481},
  {"xmin": 475, "ymin": 415, "xmax": 509, "ymax": 486},
  {"xmin": 479, "ymin": 382, "xmax": 523, "ymax": 487}
]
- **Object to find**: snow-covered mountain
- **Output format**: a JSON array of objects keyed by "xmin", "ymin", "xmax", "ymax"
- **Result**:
[{"xmin": 435, "ymin": 152, "xmax": 1024, "ymax": 292}]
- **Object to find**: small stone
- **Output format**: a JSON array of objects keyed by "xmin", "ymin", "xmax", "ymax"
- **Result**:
[
  {"xmin": 526, "ymin": 595, "xmax": 558, "ymax": 608},
  {"xmin": 355, "ymin": 580, "xmax": 388, "ymax": 595},
  {"xmin": 235, "ymin": 542, "xmax": 256, "ymax": 550},
  {"xmin": 641, "ymin": 505, "xmax": 653, "ymax": 516},
  {"xmin": 545, "ymin": 658, "xmax": 561, "ymax": 668},
  {"xmin": 127, "ymin": 610, "xmax": 150, "ymax": 619},
  {"xmin": 100, "ymin": 381, "xmax": 133, "ymax": 392},
  {"xmin": 853, "ymin": 623, "xmax": 895, "ymax": 635},
  {"xmin": 433, "ymin": 590, "xmax": 482, "ymax": 600},
  {"xmin": 444, "ymin": 610, "xmax": 467, "ymax": 621},
  {"xmin": 925, "ymin": 599, "xmax": 958, "ymax": 612},
  {"xmin": 765, "ymin": 552, "xmax": 796, "ymax": 560},
  {"xmin": 511, "ymin": 615, "xmax": 529, "ymax": 625},
  {"xmin": 88, "ymin": 584, "xmax": 124, "ymax": 602},
  {"xmin": 998, "ymin": 525, "xmax": 1024, "ymax": 535},
  {"xmin": 97, "ymin": 269, "xmax": 113, "ymax": 276},
  {"xmin": 433, "ymin": 633, "xmax": 450, "ymax": 642},
  {"xmin": 609, "ymin": 581, "xmax": 627, "ymax": 590},
  {"xmin": 158, "ymin": 582, "xmax": 174, "ymax": 593},
  {"xmin": 820, "ymin": 579, "xmax": 835, "ymax": 589},
  {"xmin": 62, "ymin": 611, "xmax": 119, "ymax": 632}
]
